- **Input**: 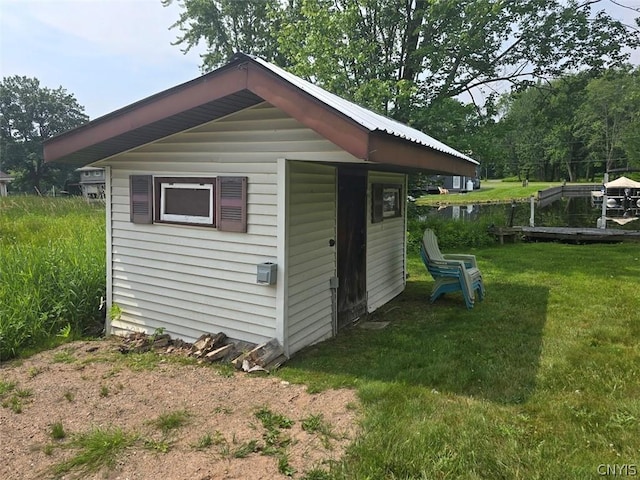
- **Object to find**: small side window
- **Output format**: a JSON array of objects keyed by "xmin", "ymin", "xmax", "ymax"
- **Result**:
[{"xmin": 371, "ymin": 183, "xmax": 402, "ymax": 223}]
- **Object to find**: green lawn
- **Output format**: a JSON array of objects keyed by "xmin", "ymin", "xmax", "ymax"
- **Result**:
[
  {"xmin": 280, "ymin": 242, "xmax": 640, "ymax": 479},
  {"xmin": 2, "ymin": 196, "xmax": 639, "ymax": 478},
  {"xmin": 417, "ymin": 180, "xmax": 566, "ymax": 205}
]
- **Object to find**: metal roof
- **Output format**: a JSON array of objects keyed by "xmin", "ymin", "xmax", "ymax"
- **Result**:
[
  {"xmin": 250, "ymin": 55, "xmax": 476, "ymax": 164},
  {"xmin": 43, "ymin": 53, "xmax": 477, "ymax": 176}
]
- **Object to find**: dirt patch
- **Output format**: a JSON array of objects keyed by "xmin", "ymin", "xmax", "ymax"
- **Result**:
[{"xmin": 0, "ymin": 338, "xmax": 358, "ymax": 479}]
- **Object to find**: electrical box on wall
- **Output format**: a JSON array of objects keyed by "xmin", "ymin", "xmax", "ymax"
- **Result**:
[{"xmin": 257, "ymin": 262, "xmax": 277, "ymax": 285}]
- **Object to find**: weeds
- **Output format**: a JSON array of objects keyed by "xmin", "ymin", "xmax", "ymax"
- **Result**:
[
  {"xmin": 0, "ymin": 381, "xmax": 30, "ymax": 413},
  {"xmin": 122, "ymin": 352, "xmax": 162, "ymax": 371},
  {"xmin": 0, "ymin": 197, "xmax": 105, "ymax": 360},
  {"xmin": 301, "ymin": 414, "xmax": 337, "ymax": 449},
  {"xmin": 255, "ymin": 407, "xmax": 294, "ymax": 430},
  {"xmin": 52, "ymin": 349, "xmax": 76, "ymax": 363},
  {"xmin": 233, "ymin": 439, "xmax": 259, "ymax": 458},
  {"xmin": 149, "ymin": 409, "xmax": 190, "ymax": 433},
  {"xmin": 51, "ymin": 426, "xmax": 137, "ymax": 476},
  {"xmin": 50, "ymin": 422, "xmax": 66, "ymax": 440},
  {"xmin": 143, "ymin": 438, "xmax": 171, "ymax": 453},
  {"xmin": 192, "ymin": 433, "xmax": 214, "ymax": 450},
  {"xmin": 213, "ymin": 405, "xmax": 233, "ymax": 415},
  {"xmin": 278, "ymin": 454, "xmax": 296, "ymax": 476},
  {"xmin": 300, "ymin": 469, "xmax": 332, "ymax": 480},
  {"xmin": 2, "ymin": 396, "xmax": 23, "ymax": 413},
  {"xmin": 0, "ymin": 379, "xmax": 16, "ymax": 396}
]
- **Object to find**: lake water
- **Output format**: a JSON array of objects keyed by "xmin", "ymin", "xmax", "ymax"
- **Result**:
[{"xmin": 414, "ymin": 196, "xmax": 640, "ymax": 231}]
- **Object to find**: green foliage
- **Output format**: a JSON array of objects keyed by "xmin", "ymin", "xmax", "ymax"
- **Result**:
[
  {"xmin": 51, "ymin": 427, "xmax": 137, "ymax": 476},
  {"xmin": 496, "ymin": 68, "xmax": 640, "ymax": 182},
  {"xmin": 192, "ymin": 433, "xmax": 214, "ymax": 450},
  {"xmin": 149, "ymin": 409, "xmax": 191, "ymax": 433},
  {"xmin": 255, "ymin": 407, "xmax": 294, "ymax": 430},
  {"xmin": 108, "ymin": 303, "xmax": 122, "ymax": 322},
  {"xmin": 0, "ymin": 197, "xmax": 105, "ymax": 360},
  {"xmin": 0, "ymin": 380, "xmax": 16, "ymax": 396},
  {"xmin": 300, "ymin": 470, "xmax": 332, "ymax": 480},
  {"xmin": 406, "ymin": 203, "xmax": 497, "ymax": 254},
  {"xmin": 301, "ymin": 414, "xmax": 338, "ymax": 449},
  {"xmin": 165, "ymin": 0, "xmax": 638, "ymax": 119},
  {"xmin": 0, "ymin": 75, "xmax": 88, "ymax": 193},
  {"xmin": 50, "ymin": 421, "xmax": 66, "ymax": 440},
  {"xmin": 279, "ymin": 243, "xmax": 640, "ymax": 478},
  {"xmin": 63, "ymin": 390, "xmax": 74, "ymax": 402},
  {"xmin": 576, "ymin": 67, "xmax": 640, "ymax": 172},
  {"xmin": 143, "ymin": 438, "xmax": 171, "ymax": 453},
  {"xmin": 52, "ymin": 349, "xmax": 76, "ymax": 364},
  {"xmin": 233, "ymin": 439, "xmax": 259, "ymax": 458},
  {"xmin": 162, "ymin": 0, "xmax": 283, "ymax": 70},
  {"xmin": 278, "ymin": 453, "xmax": 296, "ymax": 476}
]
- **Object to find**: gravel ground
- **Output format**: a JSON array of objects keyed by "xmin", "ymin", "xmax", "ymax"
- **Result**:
[{"xmin": 0, "ymin": 338, "xmax": 358, "ymax": 480}]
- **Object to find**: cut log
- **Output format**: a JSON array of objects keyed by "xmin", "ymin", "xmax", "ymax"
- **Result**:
[{"xmin": 204, "ymin": 344, "xmax": 233, "ymax": 362}]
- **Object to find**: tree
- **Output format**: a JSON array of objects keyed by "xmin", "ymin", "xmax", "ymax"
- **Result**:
[
  {"xmin": 162, "ymin": 0, "xmax": 285, "ymax": 70},
  {"xmin": 576, "ymin": 67, "xmax": 640, "ymax": 172},
  {"xmin": 495, "ymin": 68, "xmax": 640, "ymax": 182},
  {"xmin": 0, "ymin": 76, "xmax": 88, "ymax": 193},
  {"xmin": 165, "ymin": 0, "xmax": 639, "ymax": 119}
]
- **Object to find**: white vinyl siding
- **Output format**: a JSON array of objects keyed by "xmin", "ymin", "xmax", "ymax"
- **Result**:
[
  {"xmin": 366, "ymin": 171, "xmax": 407, "ymax": 312},
  {"xmin": 286, "ymin": 162, "xmax": 336, "ymax": 355},
  {"xmin": 106, "ymin": 104, "xmax": 353, "ymax": 345}
]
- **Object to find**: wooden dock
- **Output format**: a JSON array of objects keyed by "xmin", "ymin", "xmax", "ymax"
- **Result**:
[
  {"xmin": 537, "ymin": 184, "xmax": 600, "ymax": 208},
  {"xmin": 490, "ymin": 226, "xmax": 640, "ymax": 243}
]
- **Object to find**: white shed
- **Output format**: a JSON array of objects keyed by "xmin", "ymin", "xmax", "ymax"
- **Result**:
[{"xmin": 44, "ymin": 53, "xmax": 477, "ymax": 357}]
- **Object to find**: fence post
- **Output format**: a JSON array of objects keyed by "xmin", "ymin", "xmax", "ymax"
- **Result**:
[
  {"xmin": 600, "ymin": 173, "xmax": 608, "ymax": 230},
  {"xmin": 529, "ymin": 196, "xmax": 535, "ymax": 227}
]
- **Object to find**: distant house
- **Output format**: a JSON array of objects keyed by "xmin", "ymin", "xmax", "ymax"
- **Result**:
[
  {"xmin": 0, "ymin": 171, "xmax": 14, "ymax": 197},
  {"xmin": 441, "ymin": 174, "xmax": 479, "ymax": 192},
  {"xmin": 76, "ymin": 166, "xmax": 106, "ymax": 199},
  {"xmin": 43, "ymin": 53, "xmax": 478, "ymax": 357}
]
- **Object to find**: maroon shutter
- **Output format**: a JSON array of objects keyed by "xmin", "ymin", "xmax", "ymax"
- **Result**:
[
  {"xmin": 216, "ymin": 176, "xmax": 247, "ymax": 232},
  {"xmin": 371, "ymin": 183, "xmax": 383, "ymax": 223},
  {"xmin": 129, "ymin": 175, "xmax": 153, "ymax": 224}
]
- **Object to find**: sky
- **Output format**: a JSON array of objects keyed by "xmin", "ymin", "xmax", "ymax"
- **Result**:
[{"xmin": 0, "ymin": 0, "xmax": 639, "ymax": 121}]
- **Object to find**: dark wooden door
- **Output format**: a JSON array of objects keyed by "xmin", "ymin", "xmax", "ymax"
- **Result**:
[{"xmin": 337, "ymin": 169, "xmax": 367, "ymax": 328}]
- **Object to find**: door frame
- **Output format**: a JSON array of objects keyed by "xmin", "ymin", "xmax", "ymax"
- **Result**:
[{"xmin": 336, "ymin": 167, "xmax": 367, "ymax": 329}]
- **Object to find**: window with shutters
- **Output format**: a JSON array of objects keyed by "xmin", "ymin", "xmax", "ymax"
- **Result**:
[
  {"xmin": 154, "ymin": 177, "xmax": 215, "ymax": 226},
  {"xmin": 129, "ymin": 175, "xmax": 247, "ymax": 232}
]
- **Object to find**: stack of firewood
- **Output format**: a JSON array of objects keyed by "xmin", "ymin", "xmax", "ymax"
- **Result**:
[{"xmin": 118, "ymin": 331, "xmax": 286, "ymax": 373}]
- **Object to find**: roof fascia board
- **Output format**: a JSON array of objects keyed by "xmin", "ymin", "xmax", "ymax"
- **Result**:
[
  {"xmin": 44, "ymin": 65, "xmax": 249, "ymax": 163},
  {"xmin": 245, "ymin": 63, "xmax": 370, "ymax": 160},
  {"xmin": 368, "ymin": 134, "xmax": 477, "ymax": 177}
]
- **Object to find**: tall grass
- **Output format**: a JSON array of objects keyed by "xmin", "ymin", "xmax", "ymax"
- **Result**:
[
  {"xmin": 0, "ymin": 197, "xmax": 105, "ymax": 360},
  {"xmin": 406, "ymin": 201, "xmax": 500, "ymax": 254}
]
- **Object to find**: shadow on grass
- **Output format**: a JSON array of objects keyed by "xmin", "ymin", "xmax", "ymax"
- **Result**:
[{"xmin": 285, "ymin": 279, "xmax": 548, "ymax": 405}]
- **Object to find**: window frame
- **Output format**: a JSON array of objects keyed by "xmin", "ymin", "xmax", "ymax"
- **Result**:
[
  {"xmin": 371, "ymin": 182, "xmax": 402, "ymax": 223},
  {"xmin": 153, "ymin": 176, "xmax": 216, "ymax": 227}
]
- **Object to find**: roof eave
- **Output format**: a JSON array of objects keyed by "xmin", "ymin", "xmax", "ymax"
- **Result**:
[
  {"xmin": 368, "ymin": 133, "xmax": 477, "ymax": 176},
  {"xmin": 43, "ymin": 54, "xmax": 477, "ymax": 176},
  {"xmin": 43, "ymin": 60, "xmax": 253, "ymax": 165}
]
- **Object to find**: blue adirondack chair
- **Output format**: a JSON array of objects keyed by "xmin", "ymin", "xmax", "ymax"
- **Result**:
[{"xmin": 420, "ymin": 229, "xmax": 485, "ymax": 309}]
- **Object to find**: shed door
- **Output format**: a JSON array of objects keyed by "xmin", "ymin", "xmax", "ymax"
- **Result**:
[{"xmin": 337, "ymin": 168, "xmax": 367, "ymax": 328}]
